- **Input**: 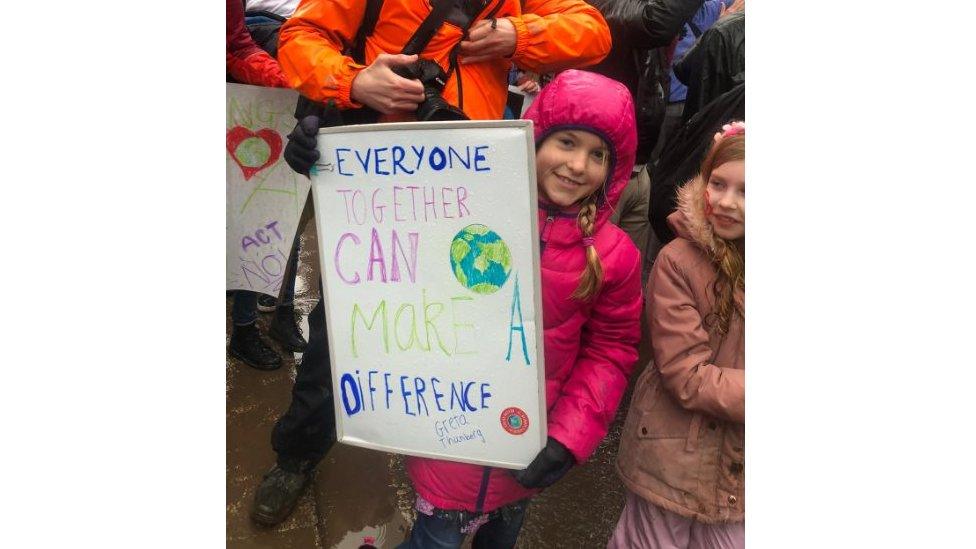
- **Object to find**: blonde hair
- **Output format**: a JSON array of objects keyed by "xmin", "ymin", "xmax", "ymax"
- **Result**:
[
  {"xmin": 572, "ymin": 197, "xmax": 604, "ymax": 300},
  {"xmin": 699, "ymin": 133, "xmax": 745, "ymax": 335}
]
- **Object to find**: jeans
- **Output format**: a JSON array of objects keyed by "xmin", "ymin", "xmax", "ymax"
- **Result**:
[
  {"xmin": 270, "ymin": 291, "xmax": 337, "ymax": 471},
  {"xmin": 231, "ymin": 291, "xmax": 258, "ymax": 326},
  {"xmin": 397, "ymin": 503, "xmax": 528, "ymax": 549},
  {"xmin": 230, "ymin": 231, "xmax": 301, "ymax": 326},
  {"xmin": 244, "ymin": 14, "xmax": 282, "ymax": 26},
  {"xmin": 244, "ymin": 12, "xmax": 283, "ymax": 58}
]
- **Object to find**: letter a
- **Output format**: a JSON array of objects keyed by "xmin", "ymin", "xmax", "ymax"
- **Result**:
[{"xmin": 505, "ymin": 275, "xmax": 531, "ymax": 364}]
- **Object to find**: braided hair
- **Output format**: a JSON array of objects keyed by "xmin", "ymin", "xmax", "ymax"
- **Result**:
[{"xmin": 571, "ymin": 195, "xmax": 604, "ymax": 301}]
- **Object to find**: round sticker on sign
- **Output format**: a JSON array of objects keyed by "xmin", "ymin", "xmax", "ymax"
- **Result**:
[{"xmin": 500, "ymin": 407, "xmax": 529, "ymax": 435}]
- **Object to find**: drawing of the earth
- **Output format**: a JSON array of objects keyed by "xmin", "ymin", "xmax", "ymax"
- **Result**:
[
  {"xmin": 235, "ymin": 137, "xmax": 273, "ymax": 167},
  {"xmin": 449, "ymin": 224, "xmax": 512, "ymax": 295}
]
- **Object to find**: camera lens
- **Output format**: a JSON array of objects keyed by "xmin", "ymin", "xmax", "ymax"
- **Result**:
[
  {"xmin": 417, "ymin": 97, "xmax": 469, "ymax": 121},
  {"xmin": 394, "ymin": 58, "xmax": 469, "ymax": 122}
]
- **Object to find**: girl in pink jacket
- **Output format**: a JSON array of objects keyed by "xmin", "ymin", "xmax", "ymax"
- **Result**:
[{"xmin": 399, "ymin": 70, "xmax": 644, "ymax": 548}]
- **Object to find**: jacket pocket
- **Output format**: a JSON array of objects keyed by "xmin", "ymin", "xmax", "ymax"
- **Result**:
[
  {"xmin": 633, "ymin": 372, "xmax": 695, "ymax": 440},
  {"xmin": 616, "ymin": 368, "xmax": 704, "ymax": 503}
]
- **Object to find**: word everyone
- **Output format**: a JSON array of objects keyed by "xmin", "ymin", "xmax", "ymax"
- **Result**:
[{"xmin": 330, "ymin": 144, "xmax": 492, "ymax": 177}]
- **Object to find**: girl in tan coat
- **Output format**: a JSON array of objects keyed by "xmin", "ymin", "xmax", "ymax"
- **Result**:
[{"xmin": 608, "ymin": 122, "xmax": 745, "ymax": 549}]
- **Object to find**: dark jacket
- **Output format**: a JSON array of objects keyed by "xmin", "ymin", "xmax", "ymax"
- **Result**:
[
  {"xmin": 586, "ymin": 0, "xmax": 704, "ymax": 163},
  {"xmin": 674, "ymin": 10, "xmax": 744, "ymax": 123},
  {"xmin": 649, "ymin": 82, "xmax": 743, "ymax": 245}
]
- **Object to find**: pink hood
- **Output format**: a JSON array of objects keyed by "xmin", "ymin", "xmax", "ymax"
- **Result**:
[
  {"xmin": 524, "ymin": 69, "xmax": 638, "ymax": 237},
  {"xmin": 407, "ymin": 70, "xmax": 643, "ymax": 514}
]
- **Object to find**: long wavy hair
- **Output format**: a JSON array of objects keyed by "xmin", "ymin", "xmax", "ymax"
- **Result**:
[{"xmin": 699, "ymin": 133, "xmax": 745, "ymax": 335}]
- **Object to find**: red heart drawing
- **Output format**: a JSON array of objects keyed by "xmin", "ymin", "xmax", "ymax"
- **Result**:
[{"xmin": 226, "ymin": 126, "xmax": 283, "ymax": 180}]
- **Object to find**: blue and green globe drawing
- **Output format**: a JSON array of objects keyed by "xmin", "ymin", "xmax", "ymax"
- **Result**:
[{"xmin": 449, "ymin": 224, "xmax": 512, "ymax": 295}]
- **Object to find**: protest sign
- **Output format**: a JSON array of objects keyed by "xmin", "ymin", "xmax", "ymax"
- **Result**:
[
  {"xmin": 310, "ymin": 120, "xmax": 545, "ymax": 469},
  {"xmin": 226, "ymin": 83, "xmax": 310, "ymax": 296}
]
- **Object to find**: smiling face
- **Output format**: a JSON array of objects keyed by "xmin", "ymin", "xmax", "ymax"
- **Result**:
[
  {"xmin": 705, "ymin": 160, "xmax": 745, "ymax": 241},
  {"xmin": 536, "ymin": 130, "xmax": 610, "ymax": 208}
]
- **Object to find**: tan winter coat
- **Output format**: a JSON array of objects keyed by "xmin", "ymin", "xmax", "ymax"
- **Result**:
[{"xmin": 615, "ymin": 175, "xmax": 745, "ymax": 524}]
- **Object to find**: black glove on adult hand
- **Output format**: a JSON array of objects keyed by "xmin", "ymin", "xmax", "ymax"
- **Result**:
[
  {"xmin": 512, "ymin": 437, "xmax": 574, "ymax": 489},
  {"xmin": 283, "ymin": 115, "xmax": 321, "ymax": 176}
]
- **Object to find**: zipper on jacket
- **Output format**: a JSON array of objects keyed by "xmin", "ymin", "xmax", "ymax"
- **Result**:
[
  {"xmin": 474, "ymin": 466, "xmax": 492, "ymax": 513},
  {"xmin": 483, "ymin": 0, "xmax": 505, "ymax": 22},
  {"xmin": 539, "ymin": 213, "xmax": 555, "ymax": 253},
  {"xmin": 452, "ymin": 0, "xmax": 504, "ymax": 112}
]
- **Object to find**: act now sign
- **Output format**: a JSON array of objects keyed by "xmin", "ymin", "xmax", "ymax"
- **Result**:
[
  {"xmin": 225, "ymin": 83, "xmax": 309, "ymax": 296},
  {"xmin": 311, "ymin": 120, "xmax": 546, "ymax": 469}
]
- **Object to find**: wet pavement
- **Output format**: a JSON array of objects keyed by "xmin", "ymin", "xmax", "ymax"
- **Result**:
[{"xmin": 227, "ymin": 218, "xmax": 652, "ymax": 548}]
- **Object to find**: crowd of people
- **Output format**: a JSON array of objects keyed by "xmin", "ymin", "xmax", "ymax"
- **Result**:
[{"xmin": 227, "ymin": 0, "xmax": 745, "ymax": 547}]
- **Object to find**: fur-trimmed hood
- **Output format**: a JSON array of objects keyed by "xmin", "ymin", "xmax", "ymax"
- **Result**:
[
  {"xmin": 616, "ymin": 177, "xmax": 745, "ymax": 527},
  {"xmin": 668, "ymin": 175, "xmax": 720, "ymax": 256}
]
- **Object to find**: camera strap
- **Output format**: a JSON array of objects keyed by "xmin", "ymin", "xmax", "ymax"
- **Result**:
[
  {"xmin": 401, "ymin": 0, "xmax": 459, "ymax": 56},
  {"xmin": 294, "ymin": 0, "xmax": 386, "ymax": 123},
  {"xmin": 448, "ymin": 0, "xmax": 504, "ymax": 111},
  {"xmin": 350, "ymin": 0, "xmax": 387, "ymax": 64},
  {"xmin": 403, "ymin": 0, "xmax": 484, "ymax": 113}
]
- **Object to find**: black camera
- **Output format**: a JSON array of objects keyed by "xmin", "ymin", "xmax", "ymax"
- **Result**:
[{"xmin": 392, "ymin": 59, "xmax": 469, "ymax": 122}]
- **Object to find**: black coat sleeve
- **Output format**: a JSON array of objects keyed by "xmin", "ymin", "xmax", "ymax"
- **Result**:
[
  {"xmin": 640, "ymin": 0, "xmax": 706, "ymax": 47},
  {"xmin": 588, "ymin": 0, "xmax": 705, "ymax": 49}
]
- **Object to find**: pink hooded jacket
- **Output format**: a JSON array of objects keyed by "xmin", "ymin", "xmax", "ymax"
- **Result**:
[{"xmin": 406, "ymin": 70, "xmax": 644, "ymax": 513}]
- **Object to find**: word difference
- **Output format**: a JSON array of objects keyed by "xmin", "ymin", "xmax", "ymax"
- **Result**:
[
  {"xmin": 334, "ymin": 186, "xmax": 471, "ymax": 225},
  {"xmin": 338, "ymin": 369, "xmax": 493, "ymax": 418},
  {"xmin": 330, "ymin": 144, "xmax": 492, "ymax": 177},
  {"xmin": 433, "ymin": 414, "xmax": 486, "ymax": 448}
]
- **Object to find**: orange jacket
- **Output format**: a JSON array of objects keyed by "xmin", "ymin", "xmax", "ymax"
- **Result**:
[{"xmin": 277, "ymin": 0, "xmax": 612, "ymax": 121}]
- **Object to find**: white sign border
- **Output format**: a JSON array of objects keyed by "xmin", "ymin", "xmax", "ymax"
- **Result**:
[{"xmin": 310, "ymin": 119, "xmax": 546, "ymax": 469}]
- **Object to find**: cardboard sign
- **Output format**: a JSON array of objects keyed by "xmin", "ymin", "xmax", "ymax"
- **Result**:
[
  {"xmin": 310, "ymin": 120, "xmax": 546, "ymax": 469},
  {"xmin": 226, "ymin": 83, "xmax": 310, "ymax": 295}
]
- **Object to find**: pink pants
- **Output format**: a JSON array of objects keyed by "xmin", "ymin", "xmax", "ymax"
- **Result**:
[{"xmin": 607, "ymin": 491, "xmax": 744, "ymax": 549}]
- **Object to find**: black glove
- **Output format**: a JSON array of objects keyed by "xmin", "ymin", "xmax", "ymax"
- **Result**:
[
  {"xmin": 512, "ymin": 437, "xmax": 574, "ymax": 489},
  {"xmin": 283, "ymin": 115, "xmax": 321, "ymax": 176}
]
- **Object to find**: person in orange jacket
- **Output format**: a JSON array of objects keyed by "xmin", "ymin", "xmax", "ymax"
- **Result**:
[
  {"xmin": 277, "ymin": 0, "xmax": 612, "ymax": 122},
  {"xmin": 249, "ymin": 0, "xmax": 613, "ymax": 530}
]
